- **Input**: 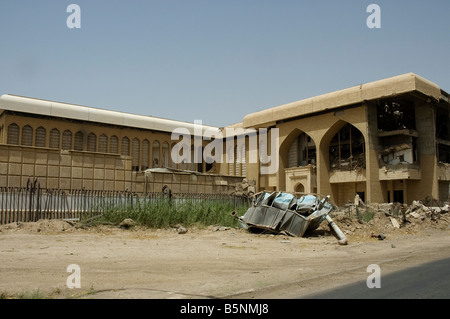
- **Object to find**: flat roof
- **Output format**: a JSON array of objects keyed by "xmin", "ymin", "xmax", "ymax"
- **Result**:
[
  {"xmin": 242, "ymin": 73, "xmax": 445, "ymax": 128},
  {"xmin": 0, "ymin": 94, "xmax": 220, "ymax": 136}
]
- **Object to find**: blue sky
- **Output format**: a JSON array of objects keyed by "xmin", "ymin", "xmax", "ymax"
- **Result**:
[{"xmin": 1, "ymin": 1, "xmax": 450, "ymax": 127}]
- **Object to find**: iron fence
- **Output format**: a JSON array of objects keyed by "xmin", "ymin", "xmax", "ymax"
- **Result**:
[{"xmin": 0, "ymin": 179, "xmax": 249, "ymax": 225}]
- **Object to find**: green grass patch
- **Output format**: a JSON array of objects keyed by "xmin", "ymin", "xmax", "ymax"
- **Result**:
[{"xmin": 93, "ymin": 197, "xmax": 249, "ymax": 229}]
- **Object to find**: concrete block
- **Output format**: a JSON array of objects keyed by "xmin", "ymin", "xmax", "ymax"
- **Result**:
[
  {"xmin": 48, "ymin": 166, "xmax": 60, "ymax": 177},
  {"xmin": 83, "ymin": 168, "xmax": 94, "ymax": 179},
  {"xmin": 35, "ymin": 165, "xmax": 47, "ymax": 177},
  {"xmin": 8, "ymin": 176, "xmax": 21, "ymax": 188},
  {"xmin": 84, "ymin": 156, "xmax": 94, "ymax": 168},
  {"xmin": 105, "ymin": 169, "xmax": 115, "ymax": 180},
  {"xmin": 47, "ymin": 178, "xmax": 59, "ymax": 189},
  {"xmin": 60, "ymin": 154, "xmax": 72, "ymax": 166},
  {"xmin": 35, "ymin": 152, "xmax": 48, "ymax": 165},
  {"xmin": 0, "ymin": 162, "xmax": 7, "ymax": 175},
  {"xmin": 48, "ymin": 153, "xmax": 60, "ymax": 165},
  {"xmin": 115, "ymin": 181, "xmax": 125, "ymax": 191},
  {"xmin": 105, "ymin": 157, "xmax": 115, "ymax": 169},
  {"xmin": 94, "ymin": 157, "xmax": 105, "ymax": 168},
  {"xmin": 94, "ymin": 180, "xmax": 104, "ymax": 191},
  {"xmin": 72, "ymin": 167, "xmax": 83, "ymax": 179},
  {"xmin": 115, "ymin": 170, "xmax": 125, "ymax": 181},
  {"xmin": 83, "ymin": 179, "xmax": 93, "ymax": 190},
  {"xmin": 22, "ymin": 151, "xmax": 35, "ymax": 164},
  {"xmin": 72, "ymin": 155, "xmax": 83, "ymax": 167},
  {"xmin": 9, "ymin": 151, "xmax": 22, "ymax": 163},
  {"xmin": 22, "ymin": 164, "xmax": 35, "ymax": 176},
  {"xmin": 105, "ymin": 181, "xmax": 115, "ymax": 191},
  {"xmin": 72, "ymin": 179, "xmax": 82, "ymax": 190},
  {"xmin": 94, "ymin": 169, "xmax": 104, "ymax": 180},
  {"xmin": 8, "ymin": 163, "xmax": 22, "ymax": 175},
  {"xmin": 60, "ymin": 167, "xmax": 71, "ymax": 178}
]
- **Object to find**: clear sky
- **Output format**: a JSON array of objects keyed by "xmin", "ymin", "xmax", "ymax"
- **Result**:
[{"xmin": 1, "ymin": 1, "xmax": 450, "ymax": 127}]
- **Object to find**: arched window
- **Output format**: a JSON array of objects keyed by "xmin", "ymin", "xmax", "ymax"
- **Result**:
[
  {"xmin": 62, "ymin": 130, "xmax": 72, "ymax": 150},
  {"xmin": 21, "ymin": 125, "xmax": 33, "ymax": 146},
  {"xmin": 329, "ymin": 123, "xmax": 365, "ymax": 170},
  {"xmin": 152, "ymin": 141, "xmax": 160, "ymax": 168},
  {"xmin": 74, "ymin": 131, "xmax": 84, "ymax": 151},
  {"xmin": 131, "ymin": 138, "xmax": 140, "ymax": 171},
  {"xmin": 87, "ymin": 133, "xmax": 97, "ymax": 152},
  {"xmin": 121, "ymin": 137, "xmax": 130, "ymax": 156},
  {"xmin": 287, "ymin": 133, "xmax": 316, "ymax": 168},
  {"xmin": 141, "ymin": 139, "xmax": 150, "ymax": 170},
  {"xmin": 49, "ymin": 129, "xmax": 60, "ymax": 149},
  {"xmin": 240, "ymin": 143, "xmax": 246, "ymax": 177},
  {"xmin": 35, "ymin": 127, "xmax": 46, "ymax": 147},
  {"xmin": 110, "ymin": 136, "xmax": 118, "ymax": 154},
  {"xmin": 162, "ymin": 142, "xmax": 170, "ymax": 168},
  {"xmin": 234, "ymin": 146, "xmax": 241, "ymax": 176},
  {"xmin": 170, "ymin": 143, "xmax": 178, "ymax": 169},
  {"xmin": 228, "ymin": 145, "xmax": 234, "ymax": 175},
  {"xmin": 98, "ymin": 134, "xmax": 108, "ymax": 153},
  {"xmin": 7, "ymin": 123, "xmax": 19, "ymax": 145}
]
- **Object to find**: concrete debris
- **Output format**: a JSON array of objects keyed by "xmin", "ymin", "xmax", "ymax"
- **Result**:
[
  {"xmin": 175, "ymin": 224, "xmax": 188, "ymax": 234},
  {"xmin": 119, "ymin": 218, "xmax": 136, "ymax": 229},
  {"xmin": 390, "ymin": 217, "xmax": 400, "ymax": 229}
]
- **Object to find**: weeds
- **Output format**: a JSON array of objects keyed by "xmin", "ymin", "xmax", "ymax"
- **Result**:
[{"xmin": 92, "ymin": 197, "xmax": 249, "ymax": 229}]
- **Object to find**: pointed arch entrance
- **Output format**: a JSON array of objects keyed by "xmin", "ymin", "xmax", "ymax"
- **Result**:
[
  {"xmin": 280, "ymin": 129, "xmax": 317, "ymax": 193},
  {"xmin": 318, "ymin": 121, "xmax": 367, "ymax": 206}
]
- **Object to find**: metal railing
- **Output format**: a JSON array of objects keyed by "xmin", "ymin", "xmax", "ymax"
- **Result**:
[{"xmin": 0, "ymin": 178, "xmax": 249, "ymax": 225}]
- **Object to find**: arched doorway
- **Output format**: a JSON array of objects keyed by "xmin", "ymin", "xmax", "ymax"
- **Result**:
[
  {"xmin": 280, "ymin": 130, "xmax": 317, "ymax": 193},
  {"xmin": 320, "ymin": 121, "xmax": 367, "ymax": 206},
  {"xmin": 295, "ymin": 183, "xmax": 305, "ymax": 193}
]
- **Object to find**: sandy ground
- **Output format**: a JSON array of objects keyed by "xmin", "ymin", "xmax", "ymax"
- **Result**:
[{"xmin": 0, "ymin": 211, "xmax": 449, "ymax": 299}]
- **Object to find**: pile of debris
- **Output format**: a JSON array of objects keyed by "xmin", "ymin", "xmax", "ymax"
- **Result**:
[
  {"xmin": 328, "ymin": 197, "xmax": 450, "ymax": 240},
  {"xmin": 401, "ymin": 200, "xmax": 449, "ymax": 223}
]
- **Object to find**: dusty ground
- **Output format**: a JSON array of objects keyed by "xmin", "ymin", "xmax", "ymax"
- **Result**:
[{"xmin": 0, "ymin": 207, "xmax": 449, "ymax": 299}]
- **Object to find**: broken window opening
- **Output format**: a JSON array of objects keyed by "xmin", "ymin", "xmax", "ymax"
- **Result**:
[
  {"xmin": 329, "ymin": 124, "xmax": 365, "ymax": 171},
  {"xmin": 377, "ymin": 100, "xmax": 416, "ymax": 132},
  {"xmin": 380, "ymin": 135, "xmax": 418, "ymax": 166},
  {"xmin": 436, "ymin": 104, "xmax": 450, "ymax": 142},
  {"xmin": 287, "ymin": 133, "xmax": 316, "ymax": 168},
  {"xmin": 438, "ymin": 144, "xmax": 450, "ymax": 164}
]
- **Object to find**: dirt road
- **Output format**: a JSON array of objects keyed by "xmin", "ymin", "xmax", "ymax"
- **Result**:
[{"xmin": 0, "ymin": 215, "xmax": 449, "ymax": 299}]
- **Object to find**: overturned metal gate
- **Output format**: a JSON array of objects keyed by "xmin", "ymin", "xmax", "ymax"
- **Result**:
[{"xmin": 232, "ymin": 191, "xmax": 348, "ymax": 245}]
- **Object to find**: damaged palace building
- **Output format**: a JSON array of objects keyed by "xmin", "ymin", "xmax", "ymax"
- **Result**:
[{"xmin": 0, "ymin": 73, "xmax": 450, "ymax": 206}]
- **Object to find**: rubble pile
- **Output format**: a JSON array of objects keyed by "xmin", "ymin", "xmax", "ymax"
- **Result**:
[{"xmin": 327, "ymin": 199, "xmax": 450, "ymax": 240}]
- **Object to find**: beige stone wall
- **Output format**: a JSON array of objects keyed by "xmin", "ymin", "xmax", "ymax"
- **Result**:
[
  {"xmin": 1, "ymin": 112, "xmax": 191, "ymax": 171},
  {"xmin": 142, "ymin": 170, "xmax": 245, "ymax": 195},
  {"xmin": 0, "ymin": 144, "xmax": 132, "ymax": 191},
  {"xmin": 0, "ymin": 144, "xmax": 246, "ymax": 195}
]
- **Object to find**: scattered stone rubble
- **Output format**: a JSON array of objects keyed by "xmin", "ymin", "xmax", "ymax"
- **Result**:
[{"xmin": 328, "ymin": 198, "xmax": 450, "ymax": 240}]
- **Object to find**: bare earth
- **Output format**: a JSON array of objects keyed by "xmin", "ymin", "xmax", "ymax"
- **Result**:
[{"xmin": 0, "ymin": 211, "xmax": 449, "ymax": 299}]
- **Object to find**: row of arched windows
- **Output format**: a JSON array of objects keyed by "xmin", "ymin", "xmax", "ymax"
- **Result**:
[{"xmin": 6, "ymin": 123, "xmax": 177, "ymax": 171}]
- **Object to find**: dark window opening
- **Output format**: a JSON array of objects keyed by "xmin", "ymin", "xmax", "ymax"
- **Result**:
[
  {"xmin": 357, "ymin": 192, "xmax": 365, "ymax": 203},
  {"xmin": 377, "ymin": 100, "xmax": 416, "ymax": 131},
  {"xmin": 287, "ymin": 133, "xmax": 316, "ymax": 168},
  {"xmin": 394, "ymin": 190, "xmax": 404, "ymax": 204},
  {"xmin": 438, "ymin": 144, "xmax": 450, "ymax": 164},
  {"xmin": 329, "ymin": 124, "xmax": 365, "ymax": 170}
]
